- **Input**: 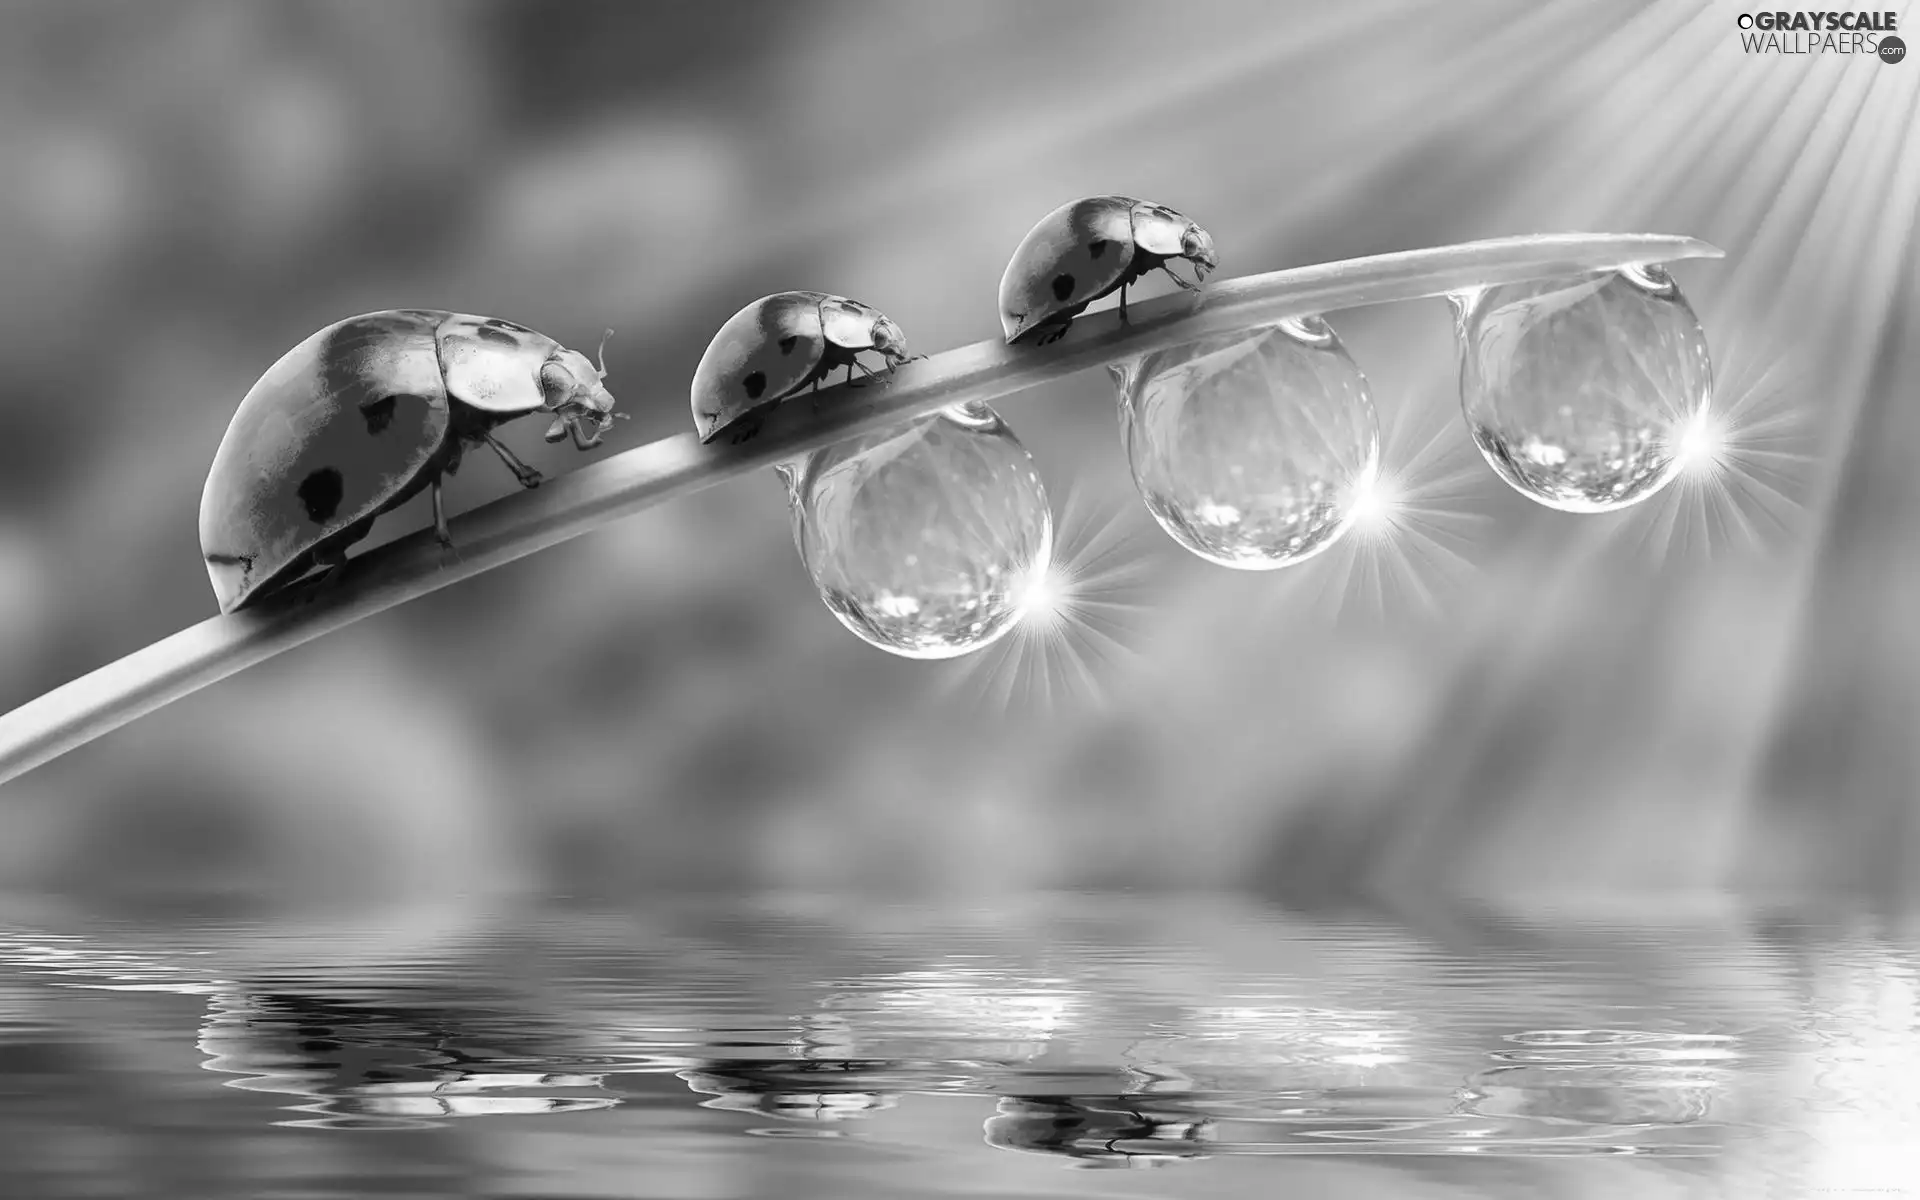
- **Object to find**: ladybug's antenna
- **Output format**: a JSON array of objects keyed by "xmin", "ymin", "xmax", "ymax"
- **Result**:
[{"xmin": 595, "ymin": 329, "xmax": 615, "ymax": 379}]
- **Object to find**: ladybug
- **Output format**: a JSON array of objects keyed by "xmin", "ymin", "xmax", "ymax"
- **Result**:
[
  {"xmin": 691, "ymin": 291, "xmax": 912, "ymax": 444},
  {"xmin": 999, "ymin": 196, "xmax": 1218, "ymax": 345},
  {"xmin": 198, "ymin": 309, "xmax": 617, "ymax": 613}
]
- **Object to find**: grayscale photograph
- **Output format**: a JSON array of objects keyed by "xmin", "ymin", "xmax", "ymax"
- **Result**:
[{"xmin": 0, "ymin": 2, "xmax": 1913, "ymax": 1197}]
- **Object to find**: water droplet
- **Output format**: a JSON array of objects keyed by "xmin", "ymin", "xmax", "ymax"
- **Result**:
[
  {"xmin": 1113, "ymin": 316, "xmax": 1379, "ymax": 569},
  {"xmin": 1453, "ymin": 264, "xmax": 1712, "ymax": 513},
  {"xmin": 778, "ymin": 402, "xmax": 1052, "ymax": 659}
]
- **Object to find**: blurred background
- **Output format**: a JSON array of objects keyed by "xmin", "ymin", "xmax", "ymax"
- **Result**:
[{"xmin": 0, "ymin": 0, "xmax": 1913, "ymax": 922}]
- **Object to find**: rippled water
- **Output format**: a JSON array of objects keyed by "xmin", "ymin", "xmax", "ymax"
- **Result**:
[{"xmin": 2, "ymin": 893, "xmax": 1915, "ymax": 1198}]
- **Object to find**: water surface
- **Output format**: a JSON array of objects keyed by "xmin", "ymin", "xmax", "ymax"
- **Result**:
[{"xmin": 1, "ymin": 893, "xmax": 1913, "ymax": 1198}]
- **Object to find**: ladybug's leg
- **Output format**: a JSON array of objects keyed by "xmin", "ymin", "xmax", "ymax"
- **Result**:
[
  {"xmin": 726, "ymin": 411, "xmax": 766, "ymax": 446},
  {"xmin": 431, "ymin": 480, "xmax": 455, "ymax": 549},
  {"xmin": 309, "ymin": 543, "xmax": 351, "ymax": 588},
  {"xmin": 296, "ymin": 514, "xmax": 376, "ymax": 596},
  {"xmin": 1034, "ymin": 307, "xmax": 1082, "ymax": 345},
  {"xmin": 1159, "ymin": 262, "xmax": 1202, "ymax": 291},
  {"xmin": 482, "ymin": 433, "xmax": 543, "ymax": 489},
  {"xmin": 1118, "ymin": 283, "xmax": 1129, "ymax": 325}
]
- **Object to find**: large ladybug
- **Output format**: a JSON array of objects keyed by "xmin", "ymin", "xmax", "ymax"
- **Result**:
[
  {"xmin": 691, "ymin": 291, "xmax": 911, "ymax": 444},
  {"xmin": 999, "ymin": 196, "xmax": 1218, "ymax": 345},
  {"xmin": 199, "ymin": 309, "xmax": 617, "ymax": 613}
]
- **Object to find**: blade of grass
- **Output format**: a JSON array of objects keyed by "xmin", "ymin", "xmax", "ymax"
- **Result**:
[{"xmin": 0, "ymin": 233, "xmax": 1722, "ymax": 786}]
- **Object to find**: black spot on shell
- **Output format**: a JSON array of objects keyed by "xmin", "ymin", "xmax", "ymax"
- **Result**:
[
  {"xmin": 778, "ymin": 335, "xmax": 798, "ymax": 355},
  {"xmin": 743, "ymin": 371, "xmax": 767, "ymax": 400},
  {"xmin": 204, "ymin": 551, "xmax": 253, "ymax": 569},
  {"xmin": 297, "ymin": 468, "xmax": 345, "ymax": 524},
  {"xmin": 473, "ymin": 325, "xmax": 520, "ymax": 346},
  {"xmin": 483, "ymin": 318, "xmax": 532, "ymax": 334},
  {"xmin": 1088, "ymin": 239, "xmax": 1109, "ymax": 260},
  {"xmin": 1051, "ymin": 273, "xmax": 1076, "ymax": 301},
  {"xmin": 361, "ymin": 395, "xmax": 397, "ymax": 434}
]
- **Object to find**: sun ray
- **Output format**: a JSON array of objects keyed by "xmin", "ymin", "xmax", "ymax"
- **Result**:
[
  {"xmin": 1232, "ymin": 6, "xmax": 1636, "ymax": 252},
  {"xmin": 1578, "ymin": 30, "xmax": 1920, "ymax": 570},
  {"xmin": 1639, "ymin": 25, "xmax": 1795, "ymax": 221},
  {"xmin": 779, "ymin": 0, "xmax": 1447, "ymax": 259},
  {"xmin": 1564, "ymin": 1, "xmax": 1757, "ymax": 214},
  {"xmin": 1676, "ymin": 42, "xmax": 1846, "ymax": 242},
  {"xmin": 1752, "ymin": 65, "xmax": 1920, "ymax": 550}
]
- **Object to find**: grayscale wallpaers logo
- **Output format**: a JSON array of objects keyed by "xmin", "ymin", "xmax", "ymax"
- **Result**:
[{"xmin": 1736, "ymin": 10, "xmax": 1904, "ymax": 60}]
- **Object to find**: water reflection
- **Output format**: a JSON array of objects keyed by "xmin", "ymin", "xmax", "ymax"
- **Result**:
[
  {"xmin": 678, "ymin": 1060, "xmax": 898, "ymax": 1125},
  {"xmin": 197, "ymin": 991, "xmax": 617, "ymax": 1129},
  {"xmin": 984, "ymin": 1095, "xmax": 1216, "ymax": 1167},
  {"xmin": 0, "ymin": 896, "xmax": 1913, "ymax": 1196},
  {"xmin": 1463, "ymin": 1028, "xmax": 1738, "ymax": 1129}
]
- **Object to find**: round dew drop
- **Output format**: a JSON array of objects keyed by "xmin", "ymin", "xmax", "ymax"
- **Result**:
[
  {"xmin": 778, "ymin": 401, "xmax": 1053, "ymax": 660},
  {"xmin": 1453, "ymin": 264, "xmax": 1712, "ymax": 513},
  {"xmin": 1114, "ymin": 316, "xmax": 1380, "ymax": 569}
]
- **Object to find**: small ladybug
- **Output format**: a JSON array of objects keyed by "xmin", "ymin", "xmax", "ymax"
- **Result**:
[
  {"xmin": 999, "ymin": 196, "xmax": 1218, "ymax": 345},
  {"xmin": 691, "ymin": 291, "xmax": 912, "ymax": 444},
  {"xmin": 199, "ymin": 309, "xmax": 617, "ymax": 613}
]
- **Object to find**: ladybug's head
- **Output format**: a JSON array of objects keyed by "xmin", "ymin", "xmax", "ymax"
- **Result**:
[
  {"xmin": 539, "ymin": 335, "xmax": 620, "ymax": 450},
  {"xmin": 1180, "ymin": 223, "xmax": 1218, "ymax": 279},
  {"xmin": 1132, "ymin": 203, "xmax": 1218, "ymax": 285},
  {"xmin": 868, "ymin": 313, "xmax": 910, "ymax": 366},
  {"xmin": 820, "ymin": 295, "xmax": 911, "ymax": 368}
]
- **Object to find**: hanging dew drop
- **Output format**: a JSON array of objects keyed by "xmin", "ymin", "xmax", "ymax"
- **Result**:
[
  {"xmin": 1113, "ymin": 316, "xmax": 1380, "ymax": 569},
  {"xmin": 1453, "ymin": 263, "xmax": 1712, "ymax": 513},
  {"xmin": 777, "ymin": 401, "xmax": 1052, "ymax": 660}
]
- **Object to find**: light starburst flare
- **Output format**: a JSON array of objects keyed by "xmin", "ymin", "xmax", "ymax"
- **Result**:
[{"xmin": 947, "ymin": 492, "xmax": 1155, "ymax": 713}]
